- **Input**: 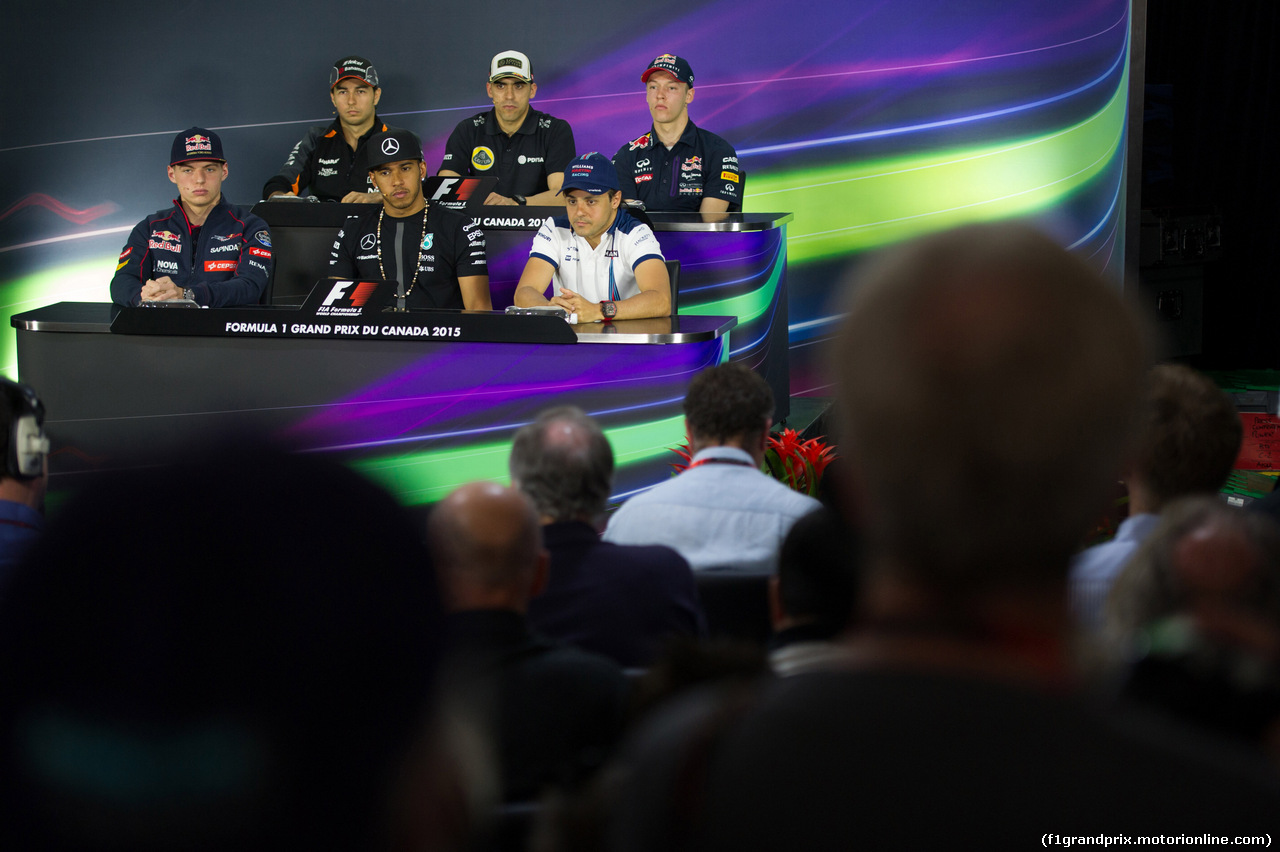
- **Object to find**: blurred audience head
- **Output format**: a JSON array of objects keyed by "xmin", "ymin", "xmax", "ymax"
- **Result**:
[
  {"xmin": 1128, "ymin": 364, "xmax": 1242, "ymax": 511},
  {"xmin": 429, "ymin": 481, "xmax": 548, "ymax": 612},
  {"xmin": 772, "ymin": 506, "xmax": 859, "ymax": 636},
  {"xmin": 1106, "ymin": 496, "xmax": 1280, "ymax": 648},
  {"xmin": 832, "ymin": 222, "xmax": 1150, "ymax": 595},
  {"xmin": 510, "ymin": 406, "xmax": 614, "ymax": 525},
  {"xmin": 1103, "ymin": 496, "xmax": 1280, "ymax": 749},
  {"xmin": 0, "ymin": 441, "xmax": 446, "ymax": 851}
]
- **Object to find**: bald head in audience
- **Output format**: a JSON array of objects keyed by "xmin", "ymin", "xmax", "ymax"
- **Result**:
[
  {"xmin": 429, "ymin": 481, "xmax": 550, "ymax": 612},
  {"xmin": 834, "ymin": 223, "xmax": 1150, "ymax": 603}
]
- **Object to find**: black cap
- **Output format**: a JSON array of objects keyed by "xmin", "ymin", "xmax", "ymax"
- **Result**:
[
  {"xmin": 330, "ymin": 55, "xmax": 379, "ymax": 89},
  {"xmin": 170, "ymin": 127, "xmax": 225, "ymax": 165},
  {"xmin": 366, "ymin": 128, "xmax": 424, "ymax": 169}
]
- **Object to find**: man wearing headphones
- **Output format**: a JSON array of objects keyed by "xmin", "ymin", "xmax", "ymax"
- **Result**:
[{"xmin": 0, "ymin": 378, "xmax": 49, "ymax": 585}]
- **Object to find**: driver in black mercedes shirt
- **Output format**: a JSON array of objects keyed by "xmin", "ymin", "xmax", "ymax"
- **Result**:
[{"xmin": 329, "ymin": 129, "xmax": 492, "ymax": 311}]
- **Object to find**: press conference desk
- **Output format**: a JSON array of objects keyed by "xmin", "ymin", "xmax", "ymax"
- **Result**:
[
  {"xmin": 13, "ymin": 302, "xmax": 736, "ymax": 505},
  {"xmin": 257, "ymin": 202, "xmax": 793, "ymax": 421}
]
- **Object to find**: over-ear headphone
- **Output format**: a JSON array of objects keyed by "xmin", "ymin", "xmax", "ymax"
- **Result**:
[{"xmin": 1, "ymin": 377, "xmax": 50, "ymax": 479}]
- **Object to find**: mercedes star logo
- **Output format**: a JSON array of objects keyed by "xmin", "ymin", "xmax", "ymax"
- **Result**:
[
  {"xmin": 360, "ymin": 234, "xmax": 377, "ymax": 251},
  {"xmin": 381, "ymin": 138, "xmax": 400, "ymax": 156}
]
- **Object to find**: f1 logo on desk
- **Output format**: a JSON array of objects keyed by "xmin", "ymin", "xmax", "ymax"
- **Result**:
[
  {"xmin": 321, "ymin": 280, "xmax": 380, "ymax": 308},
  {"xmin": 430, "ymin": 177, "xmax": 484, "ymax": 202}
]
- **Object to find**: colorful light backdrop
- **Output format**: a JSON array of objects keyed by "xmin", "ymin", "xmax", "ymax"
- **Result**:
[{"xmin": 1, "ymin": 0, "xmax": 1133, "ymax": 496}]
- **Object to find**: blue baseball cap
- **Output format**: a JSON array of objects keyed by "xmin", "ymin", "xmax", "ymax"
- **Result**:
[
  {"xmin": 170, "ymin": 127, "xmax": 225, "ymax": 165},
  {"xmin": 559, "ymin": 153, "xmax": 620, "ymax": 195}
]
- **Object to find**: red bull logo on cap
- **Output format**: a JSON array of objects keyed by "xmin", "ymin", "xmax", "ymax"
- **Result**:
[{"xmin": 185, "ymin": 134, "xmax": 213, "ymax": 154}]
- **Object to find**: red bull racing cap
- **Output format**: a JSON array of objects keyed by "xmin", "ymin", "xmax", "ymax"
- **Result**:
[
  {"xmin": 642, "ymin": 54, "xmax": 694, "ymax": 86},
  {"xmin": 170, "ymin": 127, "xmax": 225, "ymax": 166}
]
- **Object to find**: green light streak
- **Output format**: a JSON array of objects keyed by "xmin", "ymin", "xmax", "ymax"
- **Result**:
[
  {"xmin": 353, "ymin": 414, "xmax": 687, "ymax": 505},
  {"xmin": 681, "ymin": 234, "xmax": 783, "ymax": 323},
  {"xmin": 745, "ymin": 66, "xmax": 1129, "ymax": 264},
  {"xmin": 1, "ymin": 256, "xmax": 115, "ymax": 379}
]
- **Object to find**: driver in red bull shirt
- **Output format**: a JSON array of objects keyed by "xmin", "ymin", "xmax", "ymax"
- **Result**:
[
  {"xmin": 611, "ymin": 54, "xmax": 743, "ymax": 214},
  {"xmin": 110, "ymin": 128, "xmax": 272, "ymax": 307}
]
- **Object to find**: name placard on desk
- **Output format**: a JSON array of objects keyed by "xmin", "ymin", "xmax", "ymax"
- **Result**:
[{"xmin": 110, "ymin": 278, "xmax": 576, "ymax": 344}]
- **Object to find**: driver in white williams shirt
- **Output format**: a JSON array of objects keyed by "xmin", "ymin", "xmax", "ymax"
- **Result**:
[{"xmin": 513, "ymin": 153, "xmax": 670, "ymax": 323}]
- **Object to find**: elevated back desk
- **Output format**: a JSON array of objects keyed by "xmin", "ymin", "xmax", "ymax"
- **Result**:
[{"xmin": 13, "ymin": 206, "xmax": 789, "ymax": 506}]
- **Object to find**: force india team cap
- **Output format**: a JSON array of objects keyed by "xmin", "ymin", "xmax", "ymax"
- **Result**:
[
  {"xmin": 642, "ymin": 53, "xmax": 694, "ymax": 86},
  {"xmin": 490, "ymin": 50, "xmax": 533, "ymax": 83},
  {"xmin": 331, "ymin": 55, "xmax": 380, "ymax": 89},
  {"xmin": 366, "ymin": 128, "xmax": 424, "ymax": 170},
  {"xmin": 559, "ymin": 152, "xmax": 620, "ymax": 195},
  {"xmin": 170, "ymin": 127, "xmax": 225, "ymax": 166}
]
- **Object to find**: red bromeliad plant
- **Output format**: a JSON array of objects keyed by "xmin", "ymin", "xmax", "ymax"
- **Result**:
[{"xmin": 669, "ymin": 428, "xmax": 838, "ymax": 497}]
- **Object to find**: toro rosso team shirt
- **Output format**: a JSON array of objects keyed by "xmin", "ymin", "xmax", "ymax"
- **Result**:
[
  {"xmin": 109, "ymin": 197, "xmax": 272, "ymax": 307},
  {"xmin": 528, "ymin": 209, "xmax": 664, "ymax": 304},
  {"xmin": 261, "ymin": 118, "xmax": 391, "ymax": 202},
  {"xmin": 328, "ymin": 204, "xmax": 488, "ymax": 310},
  {"xmin": 439, "ymin": 108, "xmax": 575, "ymax": 199},
  {"xmin": 612, "ymin": 120, "xmax": 742, "ymax": 213}
]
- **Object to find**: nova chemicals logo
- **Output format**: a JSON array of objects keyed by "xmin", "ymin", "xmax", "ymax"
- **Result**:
[{"xmin": 381, "ymin": 137, "xmax": 400, "ymax": 156}]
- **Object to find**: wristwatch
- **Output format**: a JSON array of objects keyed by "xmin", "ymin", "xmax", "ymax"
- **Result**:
[
  {"xmin": 183, "ymin": 288, "xmax": 196, "ymax": 302},
  {"xmin": 512, "ymin": 194, "xmax": 527, "ymax": 206},
  {"xmin": 600, "ymin": 300, "xmax": 617, "ymax": 321}
]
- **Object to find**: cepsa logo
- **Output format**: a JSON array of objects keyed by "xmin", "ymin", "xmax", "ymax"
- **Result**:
[
  {"xmin": 249, "ymin": 247, "xmax": 271, "ymax": 259},
  {"xmin": 204, "ymin": 260, "xmax": 236, "ymax": 272}
]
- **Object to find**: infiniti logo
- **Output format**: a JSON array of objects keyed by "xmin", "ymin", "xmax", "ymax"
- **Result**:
[
  {"xmin": 381, "ymin": 138, "xmax": 400, "ymax": 156},
  {"xmin": 360, "ymin": 234, "xmax": 377, "ymax": 251}
]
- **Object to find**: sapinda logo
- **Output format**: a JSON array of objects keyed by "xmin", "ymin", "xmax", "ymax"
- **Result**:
[{"xmin": 323, "ymin": 280, "xmax": 380, "ymax": 307}]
